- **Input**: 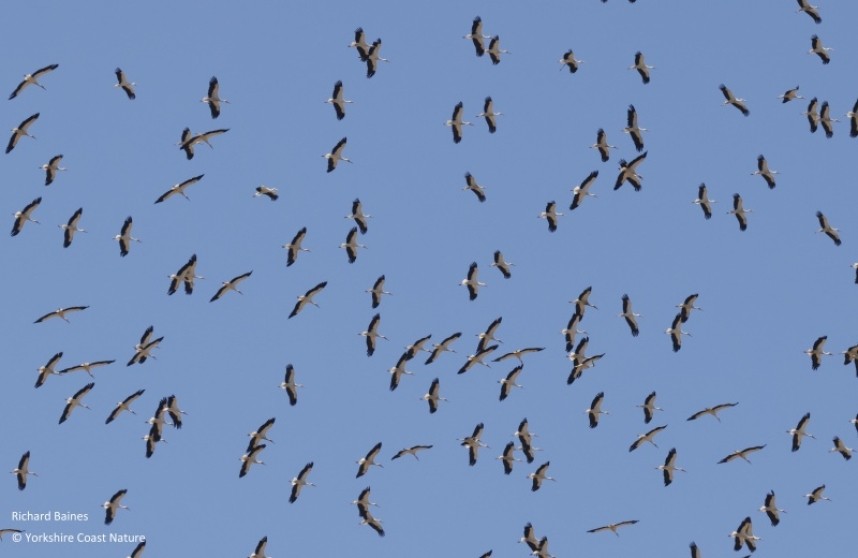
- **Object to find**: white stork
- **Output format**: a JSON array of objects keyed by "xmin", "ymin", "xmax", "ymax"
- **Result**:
[
  {"xmin": 356, "ymin": 442, "xmax": 383, "ymax": 478},
  {"xmin": 638, "ymin": 391, "xmax": 663, "ymax": 424},
  {"xmin": 693, "ymin": 183, "xmax": 715, "ymax": 220},
  {"xmin": 492, "ymin": 347, "xmax": 543, "ymax": 365},
  {"xmin": 35, "ymin": 351, "xmax": 64, "ymax": 388},
  {"xmin": 460, "ymin": 262, "xmax": 485, "ymax": 300},
  {"xmin": 623, "ymin": 105, "xmax": 646, "ymax": 152},
  {"xmin": 11, "ymin": 451, "xmax": 37, "ymax": 490},
  {"xmin": 289, "ymin": 462, "xmax": 315, "ymax": 503},
  {"xmin": 359, "ymin": 510, "xmax": 385, "ymax": 537},
  {"xmin": 820, "ymin": 101, "xmax": 837, "ymax": 138},
  {"xmin": 404, "ymin": 335, "xmax": 432, "ymax": 360},
  {"xmin": 728, "ymin": 193, "xmax": 750, "ymax": 231},
  {"xmin": 127, "ymin": 326, "xmax": 163, "ymax": 366},
  {"xmin": 254, "ymin": 186, "xmax": 279, "ymax": 201},
  {"xmin": 280, "ymin": 364, "xmax": 302, "ymax": 406},
  {"xmin": 167, "ymin": 253, "xmax": 202, "ymax": 296},
  {"xmin": 459, "ymin": 423, "xmax": 488, "ymax": 465},
  {"xmin": 59, "ymin": 360, "xmax": 114, "ymax": 377},
  {"xmin": 571, "ymin": 170, "xmax": 599, "ymax": 210},
  {"xmin": 421, "ymin": 378, "xmax": 446, "ymax": 413},
  {"xmin": 619, "ymin": 294, "xmax": 640, "ymax": 336},
  {"xmin": 538, "ymin": 201, "xmax": 562, "ymax": 232},
  {"xmin": 788, "ymin": 412, "xmax": 815, "ymax": 452},
  {"xmin": 366, "ymin": 275, "xmax": 390, "ymax": 308},
  {"xmin": 719, "ymin": 84, "xmax": 749, "ymax": 116},
  {"xmin": 631, "ymin": 51, "xmax": 653, "ymax": 83},
  {"xmin": 760, "ymin": 490, "xmax": 786, "ymax": 526},
  {"xmin": 562, "ymin": 312, "xmax": 586, "ymax": 352},
  {"xmin": 497, "ymin": 441, "xmax": 520, "ymax": 474},
  {"xmin": 717, "ymin": 444, "xmax": 766, "ymax": 464},
  {"xmin": 340, "ymin": 226, "xmax": 366, "ymax": 263},
  {"xmin": 809, "ymin": 34, "xmax": 831, "ymax": 64},
  {"xmin": 360, "ymin": 313, "xmax": 387, "ymax": 357},
  {"xmin": 752, "ymin": 155, "xmax": 778, "ymax": 189},
  {"xmin": 656, "ymin": 448, "xmax": 685, "ymax": 486},
  {"xmin": 560, "ymin": 49, "xmax": 583, "ymax": 73},
  {"xmin": 677, "ymin": 293, "xmax": 701, "ymax": 322},
  {"xmin": 103, "ymin": 489, "xmax": 129, "ymax": 525},
  {"xmin": 587, "ymin": 520, "xmax": 639, "ymax": 536},
  {"xmin": 210, "ymin": 271, "xmax": 253, "ymax": 302},
  {"xmin": 34, "ymin": 305, "xmax": 88, "ymax": 324},
  {"xmin": 425, "ymin": 332, "xmax": 461, "ymax": 364},
  {"xmin": 477, "ymin": 316, "xmax": 503, "ymax": 351},
  {"xmin": 665, "ymin": 313, "xmax": 690, "ymax": 352},
  {"xmin": 687, "ymin": 401, "xmax": 738, "ymax": 422},
  {"xmin": 805, "ymin": 335, "xmax": 831, "ymax": 370},
  {"xmin": 179, "ymin": 128, "xmax": 229, "ymax": 159},
  {"xmin": 9, "ymin": 64, "xmax": 58, "ymax": 99},
  {"xmin": 283, "ymin": 227, "xmax": 309, "ymax": 267},
  {"xmin": 498, "ymin": 365, "xmax": 524, "ymax": 401},
  {"xmin": 805, "ymin": 97, "xmax": 820, "ymax": 133},
  {"xmin": 114, "ymin": 68, "xmax": 136, "ymax": 100},
  {"xmin": 446, "ymin": 102, "xmax": 471, "ymax": 144},
  {"xmin": 288, "ymin": 281, "xmax": 327, "ymax": 319},
  {"xmin": 831, "ymin": 436, "xmax": 853, "ymax": 460},
  {"xmin": 458, "ymin": 344, "xmax": 497, "ymax": 374},
  {"xmin": 847, "ymin": 98, "xmax": 858, "ymax": 137},
  {"xmin": 114, "ymin": 216, "xmax": 140, "ymax": 257},
  {"xmin": 806, "ymin": 484, "xmax": 830, "ymax": 505},
  {"xmin": 778, "ymin": 85, "xmax": 802, "ymax": 104},
  {"xmin": 590, "ymin": 129, "xmax": 614, "ymax": 162},
  {"xmin": 364, "ymin": 39, "xmax": 388, "ymax": 78},
  {"xmin": 155, "ymin": 174, "xmax": 205, "ymax": 203},
  {"xmin": 347, "ymin": 198, "xmax": 370, "ymax": 234},
  {"xmin": 491, "ymin": 250, "xmax": 514, "ymax": 278},
  {"xmin": 324, "ymin": 137, "xmax": 350, "ymax": 172},
  {"xmin": 202, "ymin": 76, "xmax": 228, "ymax": 119},
  {"xmin": 41, "ymin": 154, "xmax": 66, "ymax": 186},
  {"xmin": 614, "ymin": 151, "xmax": 647, "ymax": 191},
  {"xmin": 248, "ymin": 536, "xmax": 269, "ymax": 558},
  {"xmin": 6, "ymin": 112, "xmax": 39, "ymax": 154},
  {"xmin": 476, "ymin": 96, "xmax": 501, "ymax": 133},
  {"xmin": 629, "ymin": 425, "xmax": 667, "ymax": 452},
  {"xmin": 60, "ymin": 207, "xmax": 85, "ymax": 248},
  {"xmin": 391, "ymin": 444, "xmax": 433, "ymax": 460},
  {"xmin": 528, "ymin": 462, "xmax": 556, "ymax": 491},
  {"xmin": 105, "ymin": 389, "xmax": 145, "ymax": 424},
  {"xmin": 486, "ymin": 36, "xmax": 508, "ymax": 65},
  {"xmin": 11, "ymin": 196, "xmax": 41, "ymax": 236},
  {"xmin": 388, "ymin": 353, "xmax": 414, "ymax": 391},
  {"xmin": 326, "ymin": 80, "xmax": 352, "ymax": 120},
  {"xmin": 586, "ymin": 392, "xmax": 608, "ymax": 428},
  {"xmin": 816, "ymin": 211, "xmax": 841, "ymax": 246},
  {"xmin": 842, "ymin": 343, "xmax": 858, "ymax": 376},
  {"xmin": 729, "ymin": 516, "xmax": 759, "ymax": 553},
  {"xmin": 796, "ymin": 0, "xmax": 822, "ymax": 23},
  {"xmin": 465, "ymin": 16, "xmax": 489, "ymax": 57},
  {"xmin": 515, "ymin": 418, "xmax": 538, "ymax": 463},
  {"xmin": 464, "ymin": 172, "xmax": 487, "ymax": 202},
  {"xmin": 349, "ymin": 27, "xmax": 370, "ymax": 60},
  {"xmin": 239, "ymin": 444, "xmax": 266, "ymax": 478}
]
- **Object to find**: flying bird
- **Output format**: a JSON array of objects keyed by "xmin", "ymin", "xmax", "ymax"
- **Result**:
[
  {"xmin": 459, "ymin": 423, "xmax": 488, "ymax": 466},
  {"xmin": 476, "ymin": 96, "xmax": 501, "ymax": 133},
  {"xmin": 388, "ymin": 353, "xmax": 414, "ymax": 391},
  {"xmin": 788, "ymin": 413, "xmax": 814, "ymax": 452},
  {"xmin": 677, "ymin": 293, "xmax": 701, "ymax": 323},
  {"xmin": 35, "ymin": 351, "xmax": 64, "ymax": 388},
  {"xmin": 60, "ymin": 207, "xmax": 85, "ymax": 248},
  {"xmin": 457, "ymin": 344, "xmax": 497, "ymax": 374},
  {"xmin": 421, "ymin": 378, "xmax": 446, "ymax": 414},
  {"xmin": 114, "ymin": 216, "xmax": 140, "ymax": 257},
  {"xmin": 59, "ymin": 360, "xmax": 115, "ymax": 377},
  {"xmin": 34, "ymin": 305, "xmax": 88, "ymax": 324},
  {"xmin": 687, "ymin": 402, "xmax": 738, "ymax": 422},
  {"xmin": 805, "ymin": 97, "xmax": 820, "ymax": 133},
  {"xmin": 693, "ymin": 183, "xmax": 715, "ymax": 220},
  {"xmin": 279, "ymin": 364, "xmax": 303, "ymax": 406},
  {"xmin": 492, "ymin": 347, "xmax": 543, "ymax": 365},
  {"xmin": 729, "ymin": 516, "xmax": 759, "ymax": 553},
  {"xmin": 167, "ymin": 254, "xmax": 201, "ymax": 295},
  {"xmin": 465, "ymin": 16, "xmax": 489, "ymax": 56},
  {"xmin": 806, "ymin": 484, "xmax": 830, "ymax": 505},
  {"xmin": 528, "ymin": 462, "xmax": 556, "ymax": 491},
  {"xmin": 239, "ymin": 444, "xmax": 266, "ymax": 478},
  {"xmin": 103, "ymin": 489, "xmax": 129, "ymax": 525},
  {"xmin": 323, "ymin": 137, "xmax": 350, "ymax": 172},
  {"xmin": 391, "ymin": 444, "xmax": 433, "ymax": 460},
  {"xmin": 11, "ymin": 451, "xmax": 36, "ymax": 490},
  {"xmin": 614, "ymin": 151, "xmax": 647, "ymax": 191},
  {"xmin": 128, "ymin": 326, "xmax": 162, "ymax": 366},
  {"xmin": 515, "ymin": 418, "xmax": 539, "ymax": 463},
  {"xmin": 9, "ymin": 64, "xmax": 58, "ymax": 99},
  {"xmin": 819, "ymin": 101, "xmax": 837, "ymax": 137},
  {"xmin": 364, "ymin": 39, "xmax": 388, "ymax": 78},
  {"xmin": 288, "ymin": 281, "xmax": 327, "ymax": 319},
  {"xmin": 210, "ymin": 271, "xmax": 252, "ymax": 302},
  {"xmin": 360, "ymin": 313, "xmax": 387, "ymax": 357},
  {"xmin": 463, "ymin": 172, "xmax": 487, "ymax": 202},
  {"xmin": 809, "ymin": 34, "xmax": 831, "ymax": 64},
  {"xmin": 728, "ymin": 193, "xmax": 750, "ymax": 231},
  {"xmin": 571, "ymin": 170, "xmax": 599, "ymax": 209},
  {"xmin": 559, "ymin": 49, "xmax": 583, "ymax": 73},
  {"xmin": 631, "ymin": 51, "xmax": 653, "ymax": 83},
  {"xmin": 202, "ymin": 76, "xmax": 228, "ymax": 118},
  {"xmin": 497, "ymin": 441, "xmax": 520, "ymax": 474},
  {"xmin": 356, "ymin": 442, "xmax": 383, "ymax": 478},
  {"xmin": 325, "ymin": 80, "xmax": 352, "ymax": 120},
  {"xmin": 105, "ymin": 389, "xmax": 146, "ymax": 424},
  {"xmin": 155, "ymin": 174, "xmax": 205, "ymax": 203},
  {"xmin": 847, "ymin": 98, "xmax": 858, "ymax": 137},
  {"xmin": 538, "ymin": 201, "xmax": 562, "ymax": 231},
  {"xmin": 587, "ymin": 520, "xmax": 639, "ymax": 536},
  {"xmin": 425, "ymin": 332, "xmax": 461, "ymax": 365},
  {"xmin": 624, "ymin": 104, "xmax": 646, "ymax": 152},
  {"xmin": 11, "ymin": 196, "xmax": 40, "ymax": 236},
  {"xmin": 629, "ymin": 425, "xmax": 667, "ymax": 452},
  {"xmin": 289, "ymin": 462, "xmax": 315, "ymax": 503},
  {"xmin": 752, "ymin": 155, "xmax": 778, "ymax": 189},
  {"xmin": 349, "ymin": 27, "xmax": 370, "ymax": 60},
  {"xmin": 41, "ymin": 154, "xmax": 65, "ymax": 186},
  {"xmin": 486, "ymin": 36, "xmax": 508, "ymax": 64},
  {"xmin": 179, "ymin": 128, "xmax": 228, "ymax": 159},
  {"xmin": 805, "ymin": 335, "xmax": 831, "ymax": 370},
  {"xmin": 445, "ymin": 102, "xmax": 471, "ymax": 144},
  {"xmin": 718, "ymin": 444, "xmax": 766, "ymax": 464},
  {"xmin": 796, "ymin": 0, "xmax": 822, "ymax": 23},
  {"xmin": 719, "ymin": 84, "xmax": 749, "ymax": 116},
  {"xmin": 760, "ymin": 490, "xmax": 785, "ymax": 526},
  {"xmin": 347, "ymin": 198, "xmax": 370, "ymax": 234},
  {"xmin": 114, "ymin": 68, "xmax": 136, "ymax": 99},
  {"xmin": 498, "ymin": 365, "xmax": 524, "ymax": 401},
  {"xmin": 490, "ymin": 250, "xmax": 514, "ymax": 278},
  {"xmin": 657, "ymin": 448, "xmax": 685, "ymax": 486},
  {"xmin": 586, "ymin": 392, "xmax": 608, "ymax": 428},
  {"xmin": 619, "ymin": 294, "xmax": 640, "ymax": 336},
  {"xmin": 830, "ymin": 436, "xmax": 853, "ymax": 460},
  {"xmin": 816, "ymin": 211, "xmax": 841, "ymax": 246},
  {"xmin": 665, "ymin": 313, "xmax": 690, "ymax": 352},
  {"xmin": 460, "ymin": 262, "xmax": 485, "ymax": 300},
  {"xmin": 340, "ymin": 226, "xmax": 366, "ymax": 263},
  {"xmin": 778, "ymin": 85, "xmax": 803, "ymax": 103},
  {"xmin": 842, "ymin": 343, "xmax": 858, "ymax": 376},
  {"xmin": 283, "ymin": 227, "xmax": 310, "ymax": 267},
  {"xmin": 248, "ymin": 536, "xmax": 269, "ymax": 558},
  {"xmin": 638, "ymin": 391, "xmax": 662, "ymax": 424},
  {"xmin": 254, "ymin": 186, "xmax": 279, "ymax": 201},
  {"xmin": 476, "ymin": 316, "xmax": 503, "ymax": 352},
  {"xmin": 6, "ymin": 112, "xmax": 39, "ymax": 154},
  {"xmin": 366, "ymin": 275, "xmax": 390, "ymax": 309}
]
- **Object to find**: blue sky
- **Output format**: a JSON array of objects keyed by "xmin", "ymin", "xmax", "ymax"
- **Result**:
[{"xmin": 3, "ymin": 1, "xmax": 857, "ymax": 556}]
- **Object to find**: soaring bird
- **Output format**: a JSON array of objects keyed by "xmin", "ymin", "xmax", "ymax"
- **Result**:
[
  {"xmin": 687, "ymin": 402, "xmax": 738, "ymax": 422},
  {"xmin": 805, "ymin": 335, "xmax": 831, "ymax": 370},
  {"xmin": 34, "ymin": 305, "xmax": 88, "ymax": 324},
  {"xmin": 629, "ymin": 425, "xmax": 667, "ymax": 452},
  {"xmin": 255, "ymin": 185, "xmax": 279, "ymax": 201},
  {"xmin": 210, "ymin": 271, "xmax": 252, "ymax": 302},
  {"xmin": 11, "ymin": 197, "xmax": 42, "ymax": 236},
  {"xmin": 752, "ymin": 155, "xmax": 778, "ymax": 189},
  {"xmin": 586, "ymin": 392, "xmax": 609, "ymax": 428},
  {"xmin": 6, "ymin": 113, "xmax": 40, "ymax": 154},
  {"xmin": 809, "ymin": 34, "xmax": 831, "ymax": 64},
  {"xmin": 459, "ymin": 423, "xmax": 488, "ymax": 466},
  {"xmin": 498, "ymin": 365, "xmax": 524, "ymax": 401},
  {"xmin": 476, "ymin": 96, "xmax": 501, "ymax": 133},
  {"xmin": 719, "ymin": 84, "xmax": 749, "ymax": 116},
  {"xmin": 127, "ymin": 325, "xmax": 161, "ymax": 367},
  {"xmin": 388, "ymin": 353, "xmax": 414, "ymax": 391},
  {"xmin": 391, "ymin": 444, "xmax": 433, "ymax": 460},
  {"xmin": 349, "ymin": 27, "xmax": 370, "ymax": 60},
  {"xmin": 114, "ymin": 68, "xmax": 135, "ymax": 99},
  {"xmin": 788, "ymin": 412, "xmax": 814, "ymax": 452},
  {"xmin": 283, "ymin": 227, "xmax": 310, "ymax": 267},
  {"xmin": 631, "ymin": 51, "xmax": 653, "ymax": 83},
  {"xmin": 457, "ymin": 344, "xmax": 497, "ymax": 374},
  {"xmin": 364, "ymin": 39, "xmax": 388, "ymax": 78},
  {"xmin": 326, "ymin": 80, "xmax": 352, "ymax": 120},
  {"xmin": 587, "ymin": 520, "xmax": 639, "ymax": 536},
  {"xmin": 515, "ymin": 418, "xmax": 539, "ymax": 464},
  {"xmin": 491, "ymin": 250, "xmax": 514, "ymax": 278},
  {"xmin": 360, "ymin": 313, "xmax": 387, "ymax": 357},
  {"xmin": 422, "ymin": 378, "xmax": 446, "ymax": 413},
  {"xmin": 560, "ymin": 49, "xmax": 583, "ymax": 73},
  {"xmin": 179, "ymin": 128, "xmax": 228, "ymax": 160},
  {"xmin": 60, "ymin": 207, "xmax": 85, "ymax": 248},
  {"xmin": 571, "ymin": 170, "xmax": 599, "ymax": 209},
  {"xmin": 729, "ymin": 516, "xmax": 759, "ymax": 553},
  {"xmin": 486, "ymin": 35, "xmax": 508, "ymax": 65},
  {"xmin": 806, "ymin": 484, "xmax": 830, "ymax": 505},
  {"xmin": 35, "ymin": 351, "xmax": 64, "ymax": 388},
  {"xmin": 11, "ymin": 451, "xmax": 37, "ymax": 490},
  {"xmin": 476, "ymin": 316, "xmax": 504, "ymax": 352},
  {"xmin": 816, "ymin": 211, "xmax": 841, "ymax": 246},
  {"xmin": 105, "ymin": 389, "xmax": 146, "ymax": 424},
  {"xmin": 778, "ymin": 85, "xmax": 803, "ymax": 104},
  {"xmin": 760, "ymin": 490, "xmax": 785, "ymax": 526},
  {"xmin": 114, "ymin": 216, "xmax": 140, "ymax": 257},
  {"xmin": 831, "ymin": 436, "xmax": 853, "ymax": 460},
  {"xmin": 155, "ymin": 174, "xmax": 205, "ymax": 203},
  {"xmin": 538, "ymin": 201, "xmax": 562, "ymax": 231},
  {"xmin": 239, "ymin": 444, "xmax": 266, "ymax": 478},
  {"xmin": 460, "ymin": 262, "xmax": 485, "ymax": 300},
  {"xmin": 619, "ymin": 294, "xmax": 640, "ymax": 336},
  {"xmin": 356, "ymin": 442, "xmax": 383, "ymax": 478},
  {"xmin": 847, "ymin": 98, "xmax": 858, "ymax": 138},
  {"xmin": 339, "ymin": 227, "xmax": 365, "ymax": 263},
  {"xmin": 463, "ymin": 172, "xmax": 487, "ymax": 202},
  {"xmin": 347, "ymin": 198, "xmax": 370, "ymax": 234},
  {"xmin": 9, "ymin": 64, "xmax": 58, "ymax": 99},
  {"xmin": 665, "ymin": 313, "xmax": 690, "ymax": 352},
  {"xmin": 638, "ymin": 391, "xmax": 663, "ymax": 424},
  {"xmin": 819, "ymin": 101, "xmax": 837, "ymax": 138},
  {"xmin": 41, "ymin": 154, "xmax": 66, "ymax": 186},
  {"xmin": 657, "ymin": 448, "xmax": 685, "ymax": 486},
  {"xmin": 717, "ymin": 444, "xmax": 766, "ymax": 464},
  {"xmin": 445, "ymin": 102, "xmax": 471, "ymax": 144},
  {"xmin": 677, "ymin": 293, "xmax": 701, "ymax": 323},
  {"xmin": 103, "ymin": 489, "xmax": 129, "ymax": 525},
  {"xmin": 614, "ymin": 151, "xmax": 647, "ymax": 191},
  {"xmin": 288, "ymin": 281, "xmax": 327, "ymax": 319},
  {"xmin": 497, "ymin": 441, "xmax": 520, "ymax": 474},
  {"xmin": 805, "ymin": 97, "xmax": 820, "ymax": 133},
  {"xmin": 323, "ymin": 137, "xmax": 350, "ymax": 172},
  {"xmin": 202, "ymin": 76, "xmax": 228, "ymax": 118},
  {"xmin": 590, "ymin": 129, "xmax": 614, "ymax": 162},
  {"xmin": 167, "ymin": 254, "xmax": 201, "ymax": 296},
  {"xmin": 289, "ymin": 462, "xmax": 315, "ymax": 503},
  {"xmin": 492, "ymin": 347, "xmax": 543, "ymax": 365},
  {"xmin": 465, "ymin": 16, "xmax": 489, "ymax": 56},
  {"xmin": 528, "ymin": 462, "xmax": 556, "ymax": 491},
  {"xmin": 248, "ymin": 536, "xmax": 270, "ymax": 558},
  {"xmin": 623, "ymin": 104, "xmax": 646, "ymax": 152},
  {"xmin": 366, "ymin": 275, "xmax": 390, "ymax": 308},
  {"xmin": 425, "ymin": 332, "xmax": 461, "ymax": 365},
  {"xmin": 796, "ymin": 0, "xmax": 822, "ymax": 23},
  {"xmin": 693, "ymin": 183, "xmax": 715, "ymax": 220},
  {"xmin": 279, "ymin": 364, "xmax": 303, "ymax": 406},
  {"xmin": 728, "ymin": 193, "xmax": 750, "ymax": 231}
]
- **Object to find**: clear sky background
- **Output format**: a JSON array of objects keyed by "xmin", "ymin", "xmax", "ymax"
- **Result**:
[{"xmin": 2, "ymin": 1, "xmax": 857, "ymax": 556}]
